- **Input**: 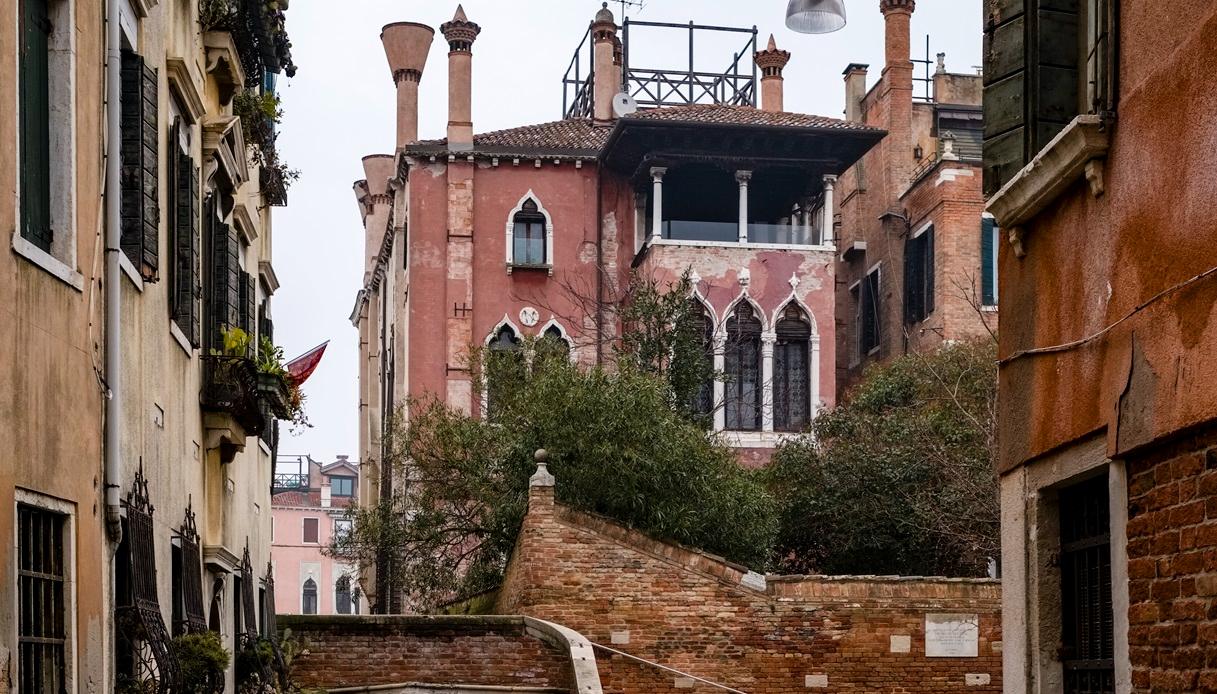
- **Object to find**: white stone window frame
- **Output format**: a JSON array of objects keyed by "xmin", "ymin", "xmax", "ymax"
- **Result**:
[
  {"xmin": 13, "ymin": 488, "xmax": 78, "ymax": 694},
  {"xmin": 298, "ymin": 562, "xmax": 321, "ymax": 615},
  {"xmin": 504, "ymin": 190, "xmax": 554, "ymax": 275},
  {"xmin": 999, "ymin": 435, "xmax": 1131, "ymax": 694},
  {"xmin": 537, "ymin": 317, "xmax": 576, "ymax": 365},
  {"xmin": 10, "ymin": 0, "xmax": 82, "ymax": 290},
  {"xmin": 715, "ymin": 292, "xmax": 769, "ymax": 436},
  {"xmin": 480, "ymin": 314, "xmax": 524, "ymax": 418},
  {"xmin": 768, "ymin": 291, "xmax": 821, "ymax": 433}
]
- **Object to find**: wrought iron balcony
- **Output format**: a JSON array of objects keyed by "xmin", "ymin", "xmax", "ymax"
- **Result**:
[
  {"xmin": 201, "ymin": 355, "xmax": 264, "ymax": 436},
  {"xmin": 272, "ymin": 472, "xmax": 309, "ymax": 493}
]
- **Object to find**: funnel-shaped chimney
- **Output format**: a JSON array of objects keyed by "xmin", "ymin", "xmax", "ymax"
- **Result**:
[
  {"xmin": 381, "ymin": 22, "xmax": 435, "ymax": 147},
  {"xmin": 754, "ymin": 35, "xmax": 791, "ymax": 113},
  {"xmin": 441, "ymin": 5, "xmax": 481, "ymax": 149}
]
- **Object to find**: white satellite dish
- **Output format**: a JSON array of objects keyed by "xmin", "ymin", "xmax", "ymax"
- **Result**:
[{"xmin": 612, "ymin": 92, "xmax": 638, "ymax": 117}]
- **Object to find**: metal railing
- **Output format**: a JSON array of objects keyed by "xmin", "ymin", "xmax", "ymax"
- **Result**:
[
  {"xmin": 562, "ymin": 19, "xmax": 757, "ymax": 119},
  {"xmin": 272, "ymin": 472, "xmax": 308, "ymax": 492}
]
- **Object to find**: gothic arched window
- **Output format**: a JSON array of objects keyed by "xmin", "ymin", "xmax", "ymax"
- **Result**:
[
  {"xmin": 486, "ymin": 324, "xmax": 524, "ymax": 416},
  {"xmin": 540, "ymin": 325, "xmax": 570, "ymax": 362},
  {"xmin": 689, "ymin": 301, "xmax": 715, "ymax": 419},
  {"xmin": 724, "ymin": 303, "xmax": 762, "ymax": 431},
  {"xmin": 301, "ymin": 578, "xmax": 318, "ymax": 615},
  {"xmin": 334, "ymin": 575, "xmax": 352, "ymax": 615},
  {"xmin": 773, "ymin": 303, "xmax": 812, "ymax": 432},
  {"xmin": 512, "ymin": 199, "xmax": 547, "ymax": 266}
]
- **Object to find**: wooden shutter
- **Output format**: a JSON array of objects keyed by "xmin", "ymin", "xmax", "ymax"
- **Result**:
[
  {"xmin": 239, "ymin": 272, "xmax": 256, "ymax": 336},
  {"xmin": 172, "ymin": 124, "xmax": 202, "ymax": 347},
  {"xmin": 19, "ymin": 0, "xmax": 53, "ymax": 252},
  {"xmin": 981, "ymin": 217, "xmax": 997, "ymax": 306},
  {"xmin": 904, "ymin": 237, "xmax": 922, "ymax": 323},
  {"xmin": 120, "ymin": 51, "xmax": 160, "ymax": 280},
  {"xmin": 210, "ymin": 222, "xmax": 240, "ymax": 343},
  {"xmin": 923, "ymin": 226, "xmax": 935, "ymax": 316},
  {"xmin": 983, "ymin": 0, "xmax": 1080, "ymax": 196},
  {"xmin": 1084, "ymin": 0, "xmax": 1117, "ymax": 116}
]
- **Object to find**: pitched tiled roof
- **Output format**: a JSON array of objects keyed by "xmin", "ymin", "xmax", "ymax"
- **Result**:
[
  {"xmin": 272, "ymin": 490, "xmax": 314, "ymax": 507},
  {"xmin": 623, "ymin": 103, "xmax": 879, "ymax": 131},
  {"xmin": 405, "ymin": 104, "xmax": 878, "ymax": 157}
]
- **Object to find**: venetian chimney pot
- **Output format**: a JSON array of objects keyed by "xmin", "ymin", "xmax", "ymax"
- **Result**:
[
  {"xmin": 754, "ymin": 35, "xmax": 791, "ymax": 113},
  {"xmin": 880, "ymin": 0, "xmax": 915, "ymax": 83},
  {"xmin": 843, "ymin": 63, "xmax": 868, "ymax": 122},
  {"xmin": 591, "ymin": 3, "xmax": 620, "ymax": 124},
  {"xmin": 380, "ymin": 22, "xmax": 435, "ymax": 147},
  {"xmin": 441, "ymin": 5, "xmax": 481, "ymax": 149}
]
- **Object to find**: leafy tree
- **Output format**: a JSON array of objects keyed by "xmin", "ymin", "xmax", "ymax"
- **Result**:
[
  {"xmin": 766, "ymin": 339, "xmax": 998, "ymax": 577},
  {"xmin": 333, "ymin": 340, "xmax": 775, "ymax": 610}
]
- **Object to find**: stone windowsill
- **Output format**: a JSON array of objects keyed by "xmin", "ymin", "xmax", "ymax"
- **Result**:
[
  {"xmin": 11, "ymin": 231, "xmax": 84, "ymax": 291},
  {"xmin": 986, "ymin": 114, "xmax": 1111, "ymax": 254},
  {"xmin": 507, "ymin": 262, "xmax": 553, "ymax": 276}
]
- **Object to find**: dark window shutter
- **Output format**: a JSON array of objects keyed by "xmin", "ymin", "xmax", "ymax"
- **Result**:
[
  {"xmin": 1084, "ymin": 0, "xmax": 1117, "ymax": 116},
  {"xmin": 983, "ymin": 0, "xmax": 1081, "ymax": 196},
  {"xmin": 120, "ymin": 51, "xmax": 160, "ymax": 281},
  {"xmin": 923, "ymin": 226, "xmax": 935, "ymax": 316},
  {"xmin": 172, "ymin": 126, "xmax": 201, "ymax": 347},
  {"xmin": 19, "ymin": 0, "xmax": 53, "ymax": 252},
  {"xmin": 861, "ymin": 270, "xmax": 880, "ymax": 353},
  {"xmin": 239, "ymin": 272, "xmax": 256, "ymax": 337},
  {"xmin": 211, "ymin": 222, "xmax": 241, "ymax": 344},
  {"xmin": 904, "ymin": 238, "xmax": 919, "ymax": 323},
  {"xmin": 981, "ymin": 217, "xmax": 997, "ymax": 306}
]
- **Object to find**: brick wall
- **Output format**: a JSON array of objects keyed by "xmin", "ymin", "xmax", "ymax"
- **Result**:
[
  {"xmin": 1125, "ymin": 428, "xmax": 1217, "ymax": 692},
  {"xmin": 280, "ymin": 614, "xmax": 572, "ymax": 691},
  {"xmin": 497, "ymin": 485, "xmax": 1002, "ymax": 693}
]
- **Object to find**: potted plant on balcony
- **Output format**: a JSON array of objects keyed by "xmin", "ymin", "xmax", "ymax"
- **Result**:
[
  {"xmin": 203, "ymin": 327, "xmax": 265, "ymax": 436},
  {"xmin": 255, "ymin": 335, "xmax": 292, "ymax": 417}
]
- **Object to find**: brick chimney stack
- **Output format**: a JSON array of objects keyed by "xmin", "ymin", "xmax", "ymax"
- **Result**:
[
  {"xmin": 591, "ymin": 3, "xmax": 620, "ymax": 125},
  {"xmin": 843, "ymin": 63, "xmax": 868, "ymax": 122},
  {"xmin": 380, "ymin": 22, "xmax": 435, "ymax": 148},
  {"xmin": 880, "ymin": 0, "xmax": 915, "ymax": 196},
  {"xmin": 754, "ymin": 35, "xmax": 791, "ymax": 113},
  {"xmin": 441, "ymin": 5, "xmax": 481, "ymax": 150}
]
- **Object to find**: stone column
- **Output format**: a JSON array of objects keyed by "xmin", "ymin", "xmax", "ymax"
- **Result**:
[
  {"xmin": 761, "ymin": 332, "xmax": 776, "ymax": 432},
  {"xmin": 736, "ymin": 170, "xmax": 752, "ymax": 243},
  {"xmin": 821, "ymin": 174, "xmax": 837, "ymax": 245},
  {"xmin": 810, "ymin": 334, "xmax": 821, "ymax": 422},
  {"xmin": 712, "ymin": 333, "xmax": 726, "ymax": 432},
  {"xmin": 650, "ymin": 167, "xmax": 666, "ymax": 240}
]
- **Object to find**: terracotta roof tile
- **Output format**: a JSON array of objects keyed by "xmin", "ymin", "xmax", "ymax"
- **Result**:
[
  {"xmin": 272, "ymin": 490, "xmax": 313, "ymax": 506},
  {"xmin": 407, "ymin": 104, "xmax": 877, "ymax": 156},
  {"xmin": 623, "ymin": 103, "xmax": 878, "ymax": 131}
]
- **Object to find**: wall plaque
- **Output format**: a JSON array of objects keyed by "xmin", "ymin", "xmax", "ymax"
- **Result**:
[{"xmin": 925, "ymin": 613, "xmax": 979, "ymax": 657}]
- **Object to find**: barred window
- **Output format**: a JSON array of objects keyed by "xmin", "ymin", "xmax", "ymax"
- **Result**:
[
  {"xmin": 17, "ymin": 503, "xmax": 68, "ymax": 694},
  {"xmin": 302, "ymin": 578, "xmax": 318, "ymax": 615},
  {"xmin": 1059, "ymin": 475, "xmax": 1114, "ymax": 694},
  {"xmin": 724, "ymin": 303, "xmax": 762, "ymax": 431},
  {"xmin": 773, "ymin": 304, "xmax": 812, "ymax": 432}
]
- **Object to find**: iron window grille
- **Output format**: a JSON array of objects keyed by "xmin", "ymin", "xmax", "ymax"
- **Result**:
[
  {"xmin": 1059, "ymin": 474, "xmax": 1115, "ymax": 694},
  {"xmin": 17, "ymin": 503, "xmax": 68, "ymax": 694},
  {"xmin": 177, "ymin": 502, "xmax": 209, "ymax": 634},
  {"xmin": 117, "ymin": 463, "xmax": 179, "ymax": 694},
  {"xmin": 724, "ymin": 303, "xmax": 762, "ymax": 431},
  {"xmin": 773, "ymin": 304, "xmax": 812, "ymax": 432}
]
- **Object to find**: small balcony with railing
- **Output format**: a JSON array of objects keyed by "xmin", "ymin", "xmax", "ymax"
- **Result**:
[{"xmin": 272, "ymin": 455, "xmax": 311, "ymax": 494}]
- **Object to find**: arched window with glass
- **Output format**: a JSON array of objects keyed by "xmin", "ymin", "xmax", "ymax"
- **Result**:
[
  {"xmin": 334, "ymin": 575, "xmax": 353, "ymax": 615},
  {"xmin": 724, "ymin": 302, "xmax": 762, "ymax": 431},
  {"xmin": 689, "ymin": 301, "xmax": 715, "ymax": 419},
  {"xmin": 773, "ymin": 303, "xmax": 813, "ymax": 432},
  {"xmin": 301, "ymin": 578, "xmax": 317, "ymax": 615},
  {"xmin": 512, "ymin": 199, "xmax": 547, "ymax": 266},
  {"xmin": 485, "ymin": 324, "xmax": 524, "ymax": 416}
]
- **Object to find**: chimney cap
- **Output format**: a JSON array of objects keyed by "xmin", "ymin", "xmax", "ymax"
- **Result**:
[
  {"xmin": 754, "ymin": 34, "xmax": 791, "ymax": 72},
  {"xmin": 595, "ymin": 2, "xmax": 615, "ymax": 24},
  {"xmin": 843, "ymin": 62, "xmax": 869, "ymax": 76},
  {"xmin": 381, "ymin": 22, "xmax": 435, "ymax": 77},
  {"xmin": 441, "ymin": 4, "xmax": 481, "ymax": 48},
  {"xmin": 879, "ymin": 0, "xmax": 915, "ymax": 14}
]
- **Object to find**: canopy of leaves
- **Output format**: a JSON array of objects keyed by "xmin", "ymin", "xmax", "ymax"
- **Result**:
[
  {"xmin": 765, "ymin": 339, "xmax": 998, "ymax": 577},
  {"xmin": 334, "ymin": 339, "xmax": 776, "ymax": 610}
]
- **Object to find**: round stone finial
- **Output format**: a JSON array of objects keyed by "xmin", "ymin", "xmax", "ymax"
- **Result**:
[
  {"xmin": 535, "ymin": 448, "xmax": 549, "ymax": 463},
  {"xmin": 529, "ymin": 450, "xmax": 556, "ymax": 488},
  {"xmin": 596, "ymin": 2, "xmax": 615, "ymax": 24}
]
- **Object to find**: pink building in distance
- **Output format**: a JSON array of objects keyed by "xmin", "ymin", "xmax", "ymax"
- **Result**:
[{"xmin": 271, "ymin": 455, "xmax": 362, "ymax": 615}]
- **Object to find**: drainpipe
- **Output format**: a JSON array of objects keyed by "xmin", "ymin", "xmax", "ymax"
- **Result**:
[
  {"xmin": 595, "ymin": 162, "xmax": 604, "ymax": 365},
  {"xmin": 104, "ymin": 0, "xmax": 124, "ymax": 542}
]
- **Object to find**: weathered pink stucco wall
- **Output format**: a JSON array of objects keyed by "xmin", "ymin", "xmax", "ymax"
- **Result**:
[{"xmin": 272, "ymin": 504, "xmax": 354, "ymax": 615}]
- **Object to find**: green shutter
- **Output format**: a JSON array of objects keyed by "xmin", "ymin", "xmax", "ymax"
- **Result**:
[
  {"xmin": 211, "ymin": 222, "xmax": 241, "ymax": 345},
  {"xmin": 981, "ymin": 218, "xmax": 997, "ymax": 306},
  {"xmin": 239, "ymin": 272, "xmax": 256, "ymax": 337},
  {"xmin": 924, "ymin": 226, "xmax": 935, "ymax": 316},
  {"xmin": 983, "ymin": 0, "xmax": 1081, "ymax": 196},
  {"xmin": 172, "ymin": 125, "xmax": 201, "ymax": 347},
  {"xmin": 19, "ymin": 0, "xmax": 53, "ymax": 252},
  {"xmin": 903, "ymin": 237, "xmax": 920, "ymax": 324},
  {"xmin": 120, "ymin": 51, "xmax": 160, "ymax": 280}
]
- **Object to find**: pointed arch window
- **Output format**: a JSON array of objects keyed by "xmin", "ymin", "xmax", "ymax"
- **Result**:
[
  {"xmin": 774, "ymin": 304, "xmax": 812, "ymax": 432},
  {"xmin": 724, "ymin": 303, "xmax": 762, "ymax": 431},
  {"xmin": 486, "ymin": 325, "xmax": 524, "ymax": 416},
  {"xmin": 540, "ymin": 325, "xmax": 571, "ymax": 362},
  {"xmin": 301, "ymin": 578, "xmax": 318, "ymax": 615},
  {"xmin": 689, "ymin": 300, "xmax": 715, "ymax": 418},
  {"xmin": 512, "ymin": 199, "xmax": 547, "ymax": 266},
  {"xmin": 334, "ymin": 575, "xmax": 352, "ymax": 615}
]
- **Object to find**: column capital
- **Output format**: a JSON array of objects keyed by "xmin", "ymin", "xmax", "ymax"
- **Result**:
[
  {"xmin": 712, "ymin": 332, "xmax": 728, "ymax": 351},
  {"xmin": 735, "ymin": 170, "xmax": 753, "ymax": 184},
  {"xmin": 822, "ymin": 174, "xmax": 838, "ymax": 187},
  {"xmin": 650, "ymin": 166, "xmax": 667, "ymax": 180}
]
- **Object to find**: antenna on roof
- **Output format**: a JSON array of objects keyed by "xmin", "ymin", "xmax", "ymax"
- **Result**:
[{"xmin": 615, "ymin": 0, "xmax": 645, "ymax": 18}]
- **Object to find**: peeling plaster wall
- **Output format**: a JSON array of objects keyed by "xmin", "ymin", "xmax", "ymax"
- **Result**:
[{"xmin": 997, "ymin": 1, "xmax": 1217, "ymax": 472}]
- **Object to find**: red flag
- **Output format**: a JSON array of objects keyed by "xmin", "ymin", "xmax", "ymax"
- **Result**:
[{"xmin": 286, "ymin": 341, "xmax": 328, "ymax": 386}]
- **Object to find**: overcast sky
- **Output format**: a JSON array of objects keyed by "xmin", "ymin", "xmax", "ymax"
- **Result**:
[{"xmin": 271, "ymin": 0, "xmax": 984, "ymax": 464}]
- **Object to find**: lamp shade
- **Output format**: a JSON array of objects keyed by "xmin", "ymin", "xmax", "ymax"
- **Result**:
[{"xmin": 785, "ymin": 0, "xmax": 847, "ymax": 34}]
